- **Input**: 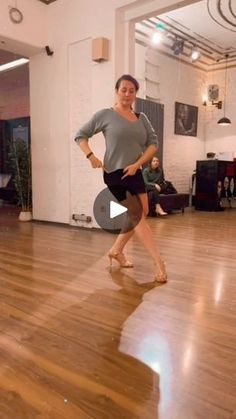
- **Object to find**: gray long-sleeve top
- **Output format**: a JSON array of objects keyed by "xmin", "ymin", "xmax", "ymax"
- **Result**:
[{"xmin": 75, "ymin": 108, "xmax": 158, "ymax": 173}]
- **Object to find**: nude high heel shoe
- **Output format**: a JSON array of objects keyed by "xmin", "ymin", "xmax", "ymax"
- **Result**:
[
  {"xmin": 156, "ymin": 204, "xmax": 167, "ymax": 216},
  {"xmin": 108, "ymin": 251, "xmax": 133, "ymax": 268},
  {"xmin": 155, "ymin": 260, "xmax": 167, "ymax": 283}
]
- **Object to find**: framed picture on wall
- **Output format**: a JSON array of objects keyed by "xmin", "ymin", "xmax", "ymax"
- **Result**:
[{"xmin": 174, "ymin": 102, "xmax": 198, "ymax": 136}]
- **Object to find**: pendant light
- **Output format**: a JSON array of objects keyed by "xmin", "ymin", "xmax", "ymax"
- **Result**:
[{"xmin": 217, "ymin": 54, "xmax": 231, "ymax": 126}]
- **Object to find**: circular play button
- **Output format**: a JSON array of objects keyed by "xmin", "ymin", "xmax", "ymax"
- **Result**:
[{"xmin": 93, "ymin": 187, "xmax": 143, "ymax": 234}]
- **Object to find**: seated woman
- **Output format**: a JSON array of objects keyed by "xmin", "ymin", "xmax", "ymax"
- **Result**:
[{"xmin": 142, "ymin": 157, "xmax": 167, "ymax": 216}]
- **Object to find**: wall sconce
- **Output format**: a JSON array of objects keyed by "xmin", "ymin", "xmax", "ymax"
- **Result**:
[
  {"xmin": 212, "ymin": 100, "xmax": 222, "ymax": 109},
  {"xmin": 202, "ymin": 98, "xmax": 222, "ymax": 108},
  {"xmin": 202, "ymin": 94, "xmax": 207, "ymax": 106},
  {"xmin": 202, "ymin": 85, "xmax": 222, "ymax": 109}
]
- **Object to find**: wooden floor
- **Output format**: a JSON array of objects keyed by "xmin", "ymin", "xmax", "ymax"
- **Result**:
[{"xmin": 0, "ymin": 206, "xmax": 235, "ymax": 419}]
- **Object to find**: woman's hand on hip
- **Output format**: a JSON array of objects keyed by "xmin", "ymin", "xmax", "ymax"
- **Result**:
[
  {"xmin": 89, "ymin": 154, "xmax": 104, "ymax": 170},
  {"xmin": 122, "ymin": 163, "xmax": 140, "ymax": 179}
]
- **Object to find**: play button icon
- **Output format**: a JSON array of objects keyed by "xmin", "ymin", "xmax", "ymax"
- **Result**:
[
  {"xmin": 93, "ymin": 187, "xmax": 142, "ymax": 234},
  {"xmin": 110, "ymin": 201, "xmax": 127, "ymax": 218}
]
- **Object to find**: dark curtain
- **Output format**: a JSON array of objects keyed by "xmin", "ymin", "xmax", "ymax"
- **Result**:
[{"xmin": 135, "ymin": 98, "xmax": 164, "ymax": 166}]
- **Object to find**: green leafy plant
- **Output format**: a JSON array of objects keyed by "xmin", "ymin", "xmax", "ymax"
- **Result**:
[{"xmin": 8, "ymin": 139, "xmax": 32, "ymax": 211}]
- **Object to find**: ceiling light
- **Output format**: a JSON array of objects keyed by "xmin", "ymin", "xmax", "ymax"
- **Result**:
[
  {"xmin": 191, "ymin": 50, "xmax": 201, "ymax": 62},
  {"xmin": 0, "ymin": 58, "xmax": 29, "ymax": 73},
  {"xmin": 217, "ymin": 116, "xmax": 231, "ymax": 126},
  {"xmin": 151, "ymin": 32, "xmax": 162, "ymax": 45},
  {"xmin": 151, "ymin": 21, "xmax": 165, "ymax": 45},
  {"xmin": 217, "ymin": 54, "xmax": 231, "ymax": 126}
]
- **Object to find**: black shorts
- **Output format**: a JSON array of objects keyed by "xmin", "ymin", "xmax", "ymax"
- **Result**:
[{"xmin": 103, "ymin": 169, "xmax": 146, "ymax": 202}]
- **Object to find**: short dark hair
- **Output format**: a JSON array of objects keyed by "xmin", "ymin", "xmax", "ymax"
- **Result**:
[{"xmin": 115, "ymin": 74, "xmax": 139, "ymax": 91}]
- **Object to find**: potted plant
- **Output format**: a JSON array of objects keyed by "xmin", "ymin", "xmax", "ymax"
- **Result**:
[{"xmin": 8, "ymin": 138, "xmax": 32, "ymax": 221}]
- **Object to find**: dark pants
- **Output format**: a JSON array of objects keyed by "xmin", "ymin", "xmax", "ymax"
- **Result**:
[{"xmin": 148, "ymin": 190, "xmax": 160, "ymax": 216}]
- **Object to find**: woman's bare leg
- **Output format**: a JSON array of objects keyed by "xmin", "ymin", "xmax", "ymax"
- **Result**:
[
  {"xmin": 108, "ymin": 192, "xmax": 167, "ymax": 280},
  {"xmin": 110, "ymin": 229, "xmax": 134, "ymax": 253},
  {"xmin": 109, "ymin": 194, "xmax": 156, "ymax": 257},
  {"xmin": 108, "ymin": 230, "xmax": 134, "ymax": 268},
  {"xmin": 108, "ymin": 194, "xmax": 137, "ymax": 267},
  {"xmin": 134, "ymin": 194, "xmax": 161, "ymax": 260},
  {"xmin": 134, "ymin": 193, "xmax": 167, "ymax": 281},
  {"xmin": 109, "ymin": 192, "xmax": 142, "ymax": 255}
]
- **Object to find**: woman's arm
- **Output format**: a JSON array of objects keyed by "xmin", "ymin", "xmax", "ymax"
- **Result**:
[
  {"xmin": 78, "ymin": 139, "xmax": 103, "ymax": 169},
  {"xmin": 78, "ymin": 138, "xmax": 92, "ymax": 157},
  {"xmin": 122, "ymin": 144, "xmax": 157, "ymax": 179},
  {"xmin": 75, "ymin": 110, "xmax": 107, "ymax": 169}
]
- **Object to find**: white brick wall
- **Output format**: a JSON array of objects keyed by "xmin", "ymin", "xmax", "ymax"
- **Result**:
[
  {"xmin": 136, "ymin": 43, "xmax": 206, "ymax": 193},
  {"xmin": 69, "ymin": 38, "xmax": 103, "ymax": 228},
  {"xmin": 135, "ymin": 44, "xmax": 236, "ymax": 194}
]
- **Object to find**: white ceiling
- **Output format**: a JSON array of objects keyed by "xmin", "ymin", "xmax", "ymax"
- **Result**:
[{"xmin": 136, "ymin": 0, "xmax": 236, "ymax": 71}]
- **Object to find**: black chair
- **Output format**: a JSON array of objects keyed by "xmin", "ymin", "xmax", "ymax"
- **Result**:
[{"xmin": 148, "ymin": 190, "xmax": 189, "ymax": 216}]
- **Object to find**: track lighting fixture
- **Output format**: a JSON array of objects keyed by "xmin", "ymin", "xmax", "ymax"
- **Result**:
[{"xmin": 171, "ymin": 39, "xmax": 184, "ymax": 55}]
